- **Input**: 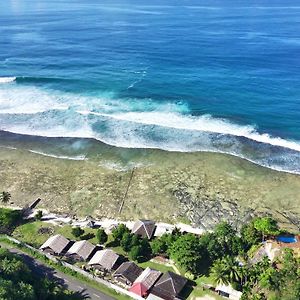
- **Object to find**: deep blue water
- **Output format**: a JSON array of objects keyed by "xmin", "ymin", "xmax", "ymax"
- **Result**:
[
  {"xmin": 276, "ymin": 236, "xmax": 297, "ymax": 243},
  {"xmin": 0, "ymin": 0, "xmax": 300, "ymax": 172}
]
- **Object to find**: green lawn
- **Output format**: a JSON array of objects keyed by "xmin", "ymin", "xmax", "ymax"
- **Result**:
[
  {"xmin": 12, "ymin": 221, "xmax": 99, "ymax": 248},
  {"xmin": 138, "ymin": 260, "xmax": 176, "ymax": 274},
  {"xmin": 187, "ymin": 287, "xmax": 223, "ymax": 300}
]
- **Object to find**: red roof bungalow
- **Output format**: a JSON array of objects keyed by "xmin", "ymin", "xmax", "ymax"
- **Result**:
[
  {"xmin": 129, "ymin": 282, "xmax": 148, "ymax": 298},
  {"xmin": 129, "ymin": 267, "xmax": 162, "ymax": 297}
]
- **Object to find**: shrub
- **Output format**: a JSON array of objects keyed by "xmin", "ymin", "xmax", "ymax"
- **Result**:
[{"xmin": 71, "ymin": 227, "xmax": 84, "ymax": 238}]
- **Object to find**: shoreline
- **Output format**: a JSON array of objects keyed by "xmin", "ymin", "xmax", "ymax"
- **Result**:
[
  {"xmin": 0, "ymin": 130, "xmax": 300, "ymax": 175},
  {"xmin": 0, "ymin": 134, "xmax": 300, "ymax": 232}
]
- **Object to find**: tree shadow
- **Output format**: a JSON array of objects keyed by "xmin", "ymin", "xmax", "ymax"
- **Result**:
[
  {"xmin": 71, "ymin": 289, "xmax": 91, "ymax": 299},
  {"xmin": 106, "ymin": 240, "xmax": 119, "ymax": 247}
]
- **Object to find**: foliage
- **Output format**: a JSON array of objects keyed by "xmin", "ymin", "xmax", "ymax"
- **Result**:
[
  {"xmin": 150, "ymin": 233, "xmax": 179, "ymax": 257},
  {"xmin": 35, "ymin": 210, "xmax": 43, "ymax": 221},
  {"xmin": 0, "ymin": 248, "xmax": 84, "ymax": 300},
  {"xmin": 236, "ymin": 249, "xmax": 300, "ymax": 300},
  {"xmin": 0, "ymin": 191, "xmax": 11, "ymax": 204},
  {"xmin": 151, "ymin": 237, "xmax": 168, "ymax": 255},
  {"xmin": 96, "ymin": 228, "xmax": 108, "ymax": 245},
  {"xmin": 117, "ymin": 231, "xmax": 152, "ymax": 262},
  {"xmin": 80, "ymin": 232, "xmax": 95, "ymax": 240},
  {"xmin": 71, "ymin": 226, "xmax": 84, "ymax": 238},
  {"xmin": 240, "ymin": 221, "xmax": 262, "ymax": 250},
  {"xmin": 211, "ymin": 256, "xmax": 243, "ymax": 287},
  {"xmin": 254, "ymin": 217, "xmax": 280, "ymax": 240},
  {"xmin": 111, "ymin": 224, "xmax": 130, "ymax": 244},
  {"xmin": 0, "ymin": 208, "xmax": 22, "ymax": 234},
  {"xmin": 169, "ymin": 233, "xmax": 203, "ymax": 274},
  {"xmin": 129, "ymin": 245, "xmax": 143, "ymax": 262},
  {"xmin": 120, "ymin": 232, "xmax": 133, "ymax": 252}
]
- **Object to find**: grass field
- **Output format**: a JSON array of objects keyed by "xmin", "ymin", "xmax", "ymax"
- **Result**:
[
  {"xmin": 12, "ymin": 221, "xmax": 99, "ymax": 248},
  {"xmin": 138, "ymin": 260, "xmax": 176, "ymax": 274}
]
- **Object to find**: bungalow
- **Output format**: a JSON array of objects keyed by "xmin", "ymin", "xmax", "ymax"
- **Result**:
[
  {"xmin": 129, "ymin": 267, "xmax": 162, "ymax": 297},
  {"xmin": 150, "ymin": 271, "xmax": 188, "ymax": 300},
  {"xmin": 114, "ymin": 261, "xmax": 143, "ymax": 287},
  {"xmin": 66, "ymin": 240, "xmax": 96, "ymax": 261},
  {"xmin": 40, "ymin": 234, "xmax": 72, "ymax": 256},
  {"xmin": 132, "ymin": 220, "xmax": 156, "ymax": 240},
  {"xmin": 215, "ymin": 284, "xmax": 242, "ymax": 300},
  {"xmin": 88, "ymin": 249, "xmax": 121, "ymax": 271}
]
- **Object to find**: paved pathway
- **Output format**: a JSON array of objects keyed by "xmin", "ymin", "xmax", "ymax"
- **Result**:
[{"xmin": 2, "ymin": 245, "xmax": 116, "ymax": 300}]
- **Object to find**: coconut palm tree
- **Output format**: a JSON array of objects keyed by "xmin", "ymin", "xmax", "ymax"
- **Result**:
[
  {"xmin": 0, "ymin": 191, "xmax": 11, "ymax": 204},
  {"xmin": 211, "ymin": 259, "xmax": 230, "ymax": 285},
  {"xmin": 223, "ymin": 256, "xmax": 241, "ymax": 284}
]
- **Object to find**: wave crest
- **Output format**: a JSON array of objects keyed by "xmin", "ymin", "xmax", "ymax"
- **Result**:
[
  {"xmin": 0, "ymin": 84, "xmax": 300, "ymax": 173},
  {"xmin": 0, "ymin": 77, "xmax": 16, "ymax": 84}
]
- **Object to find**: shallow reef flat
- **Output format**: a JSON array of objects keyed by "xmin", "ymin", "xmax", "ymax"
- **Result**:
[{"xmin": 0, "ymin": 137, "xmax": 300, "ymax": 232}]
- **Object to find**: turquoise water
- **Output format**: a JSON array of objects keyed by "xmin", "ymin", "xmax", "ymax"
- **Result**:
[{"xmin": 0, "ymin": 0, "xmax": 300, "ymax": 173}]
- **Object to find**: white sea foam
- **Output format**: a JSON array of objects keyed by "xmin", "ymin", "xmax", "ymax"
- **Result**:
[
  {"xmin": 0, "ymin": 77, "xmax": 16, "ymax": 84},
  {"xmin": 28, "ymin": 150, "xmax": 86, "ymax": 160},
  {"xmin": 78, "ymin": 110, "xmax": 300, "ymax": 152},
  {"xmin": 0, "ymin": 84, "xmax": 300, "ymax": 173}
]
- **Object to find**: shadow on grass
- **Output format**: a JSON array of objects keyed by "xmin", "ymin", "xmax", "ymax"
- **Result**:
[
  {"xmin": 180, "ymin": 281, "xmax": 196, "ymax": 299},
  {"xmin": 106, "ymin": 240, "xmax": 119, "ymax": 247}
]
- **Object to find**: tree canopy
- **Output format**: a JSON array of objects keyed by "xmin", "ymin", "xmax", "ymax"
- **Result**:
[
  {"xmin": 169, "ymin": 233, "xmax": 204, "ymax": 274},
  {"xmin": 254, "ymin": 217, "xmax": 280, "ymax": 239},
  {"xmin": 0, "ymin": 248, "xmax": 84, "ymax": 300},
  {"xmin": 96, "ymin": 228, "xmax": 108, "ymax": 245}
]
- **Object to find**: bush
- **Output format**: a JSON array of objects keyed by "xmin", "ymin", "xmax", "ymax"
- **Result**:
[
  {"xmin": 129, "ymin": 245, "xmax": 143, "ymax": 262},
  {"xmin": 71, "ymin": 227, "xmax": 84, "ymax": 238},
  {"xmin": 96, "ymin": 229, "xmax": 108, "ymax": 245},
  {"xmin": 80, "ymin": 233, "xmax": 95, "ymax": 240},
  {"xmin": 35, "ymin": 210, "xmax": 43, "ymax": 221},
  {"xmin": 0, "ymin": 208, "xmax": 22, "ymax": 234},
  {"xmin": 111, "ymin": 224, "xmax": 130, "ymax": 245}
]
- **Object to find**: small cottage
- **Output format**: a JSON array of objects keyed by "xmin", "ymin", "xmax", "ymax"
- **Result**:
[
  {"xmin": 66, "ymin": 240, "xmax": 96, "ymax": 261},
  {"xmin": 132, "ymin": 220, "xmax": 156, "ymax": 240},
  {"xmin": 114, "ymin": 261, "xmax": 143, "ymax": 286},
  {"xmin": 150, "ymin": 271, "xmax": 188, "ymax": 300},
  {"xmin": 40, "ymin": 234, "xmax": 72, "ymax": 256},
  {"xmin": 88, "ymin": 249, "xmax": 120, "ymax": 271}
]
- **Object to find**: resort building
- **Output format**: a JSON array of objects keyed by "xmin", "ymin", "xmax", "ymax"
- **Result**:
[
  {"xmin": 215, "ymin": 284, "xmax": 242, "ymax": 300},
  {"xmin": 66, "ymin": 240, "xmax": 96, "ymax": 261},
  {"xmin": 114, "ymin": 261, "xmax": 143, "ymax": 287},
  {"xmin": 129, "ymin": 267, "xmax": 162, "ymax": 297},
  {"xmin": 40, "ymin": 234, "xmax": 72, "ymax": 256},
  {"xmin": 88, "ymin": 249, "xmax": 121, "ymax": 271},
  {"xmin": 132, "ymin": 220, "xmax": 156, "ymax": 240},
  {"xmin": 150, "ymin": 271, "xmax": 188, "ymax": 300}
]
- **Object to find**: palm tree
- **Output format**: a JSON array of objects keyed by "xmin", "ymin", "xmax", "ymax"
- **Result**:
[
  {"xmin": 211, "ymin": 259, "xmax": 230, "ymax": 285},
  {"xmin": 224, "ymin": 256, "xmax": 240, "ymax": 284},
  {"xmin": 1, "ymin": 191, "xmax": 11, "ymax": 204}
]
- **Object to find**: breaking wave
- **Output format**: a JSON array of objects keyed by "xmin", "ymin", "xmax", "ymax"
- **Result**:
[
  {"xmin": 0, "ymin": 77, "xmax": 16, "ymax": 84},
  {"xmin": 0, "ymin": 81, "xmax": 300, "ymax": 174}
]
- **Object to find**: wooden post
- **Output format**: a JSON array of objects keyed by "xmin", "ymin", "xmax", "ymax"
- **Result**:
[{"xmin": 118, "ymin": 168, "xmax": 135, "ymax": 214}]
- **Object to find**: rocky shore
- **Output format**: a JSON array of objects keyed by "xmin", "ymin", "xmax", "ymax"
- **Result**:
[{"xmin": 0, "ymin": 135, "xmax": 300, "ymax": 233}]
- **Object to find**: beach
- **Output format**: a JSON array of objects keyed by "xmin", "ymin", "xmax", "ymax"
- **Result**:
[{"xmin": 1, "ymin": 132, "xmax": 300, "ymax": 232}]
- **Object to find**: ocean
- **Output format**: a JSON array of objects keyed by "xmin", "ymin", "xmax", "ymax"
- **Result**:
[{"xmin": 0, "ymin": 0, "xmax": 300, "ymax": 173}]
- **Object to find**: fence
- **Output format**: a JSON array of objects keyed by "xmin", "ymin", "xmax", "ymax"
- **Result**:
[{"xmin": 5, "ymin": 236, "xmax": 143, "ymax": 300}]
